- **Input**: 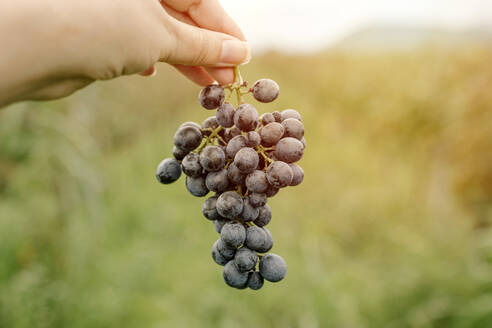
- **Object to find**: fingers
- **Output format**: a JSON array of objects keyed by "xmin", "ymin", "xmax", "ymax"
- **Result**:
[
  {"xmin": 205, "ymin": 67, "xmax": 235, "ymax": 85},
  {"xmin": 161, "ymin": 17, "xmax": 250, "ymax": 67},
  {"xmin": 173, "ymin": 64, "xmax": 215, "ymax": 86},
  {"xmin": 139, "ymin": 65, "xmax": 157, "ymax": 77},
  {"xmin": 28, "ymin": 77, "xmax": 93, "ymax": 101},
  {"xmin": 163, "ymin": 0, "xmax": 245, "ymax": 40}
]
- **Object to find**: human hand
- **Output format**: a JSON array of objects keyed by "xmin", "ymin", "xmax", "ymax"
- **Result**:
[{"xmin": 0, "ymin": 0, "xmax": 250, "ymax": 106}]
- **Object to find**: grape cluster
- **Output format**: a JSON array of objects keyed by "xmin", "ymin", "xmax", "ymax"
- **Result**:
[{"xmin": 156, "ymin": 70, "xmax": 305, "ymax": 290}]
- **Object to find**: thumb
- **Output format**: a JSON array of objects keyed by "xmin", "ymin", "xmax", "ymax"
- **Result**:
[{"xmin": 162, "ymin": 18, "xmax": 251, "ymax": 67}]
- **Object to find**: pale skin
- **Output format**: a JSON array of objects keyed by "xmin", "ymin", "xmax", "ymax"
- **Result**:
[{"xmin": 0, "ymin": 0, "xmax": 251, "ymax": 107}]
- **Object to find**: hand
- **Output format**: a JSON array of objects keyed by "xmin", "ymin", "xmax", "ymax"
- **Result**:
[{"xmin": 0, "ymin": 0, "xmax": 250, "ymax": 107}]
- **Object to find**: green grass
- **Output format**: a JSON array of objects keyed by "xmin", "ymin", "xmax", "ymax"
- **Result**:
[{"xmin": 0, "ymin": 47, "xmax": 491, "ymax": 327}]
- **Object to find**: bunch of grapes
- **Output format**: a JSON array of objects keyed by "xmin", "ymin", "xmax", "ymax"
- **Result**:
[{"xmin": 156, "ymin": 69, "xmax": 305, "ymax": 290}]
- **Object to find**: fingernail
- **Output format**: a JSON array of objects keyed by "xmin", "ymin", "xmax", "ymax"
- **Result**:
[{"xmin": 219, "ymin": 40, "xmax": 251, "ymax": 66}]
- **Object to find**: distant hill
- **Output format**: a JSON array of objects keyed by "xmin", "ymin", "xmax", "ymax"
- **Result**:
[{"xmin": 333, "ymin": 25, "xmax": 492, "ymax": 51}]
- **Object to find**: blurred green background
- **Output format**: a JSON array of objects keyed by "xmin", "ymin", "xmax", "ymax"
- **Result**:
[{"xmin": 1, "ymin": 47, "xmax": 492, "ymax": 327}]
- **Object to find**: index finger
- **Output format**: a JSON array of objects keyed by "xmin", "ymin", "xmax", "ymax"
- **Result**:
[{"xmin": 162, "ymin": 0, "xmax": 246, "ymax": 41}]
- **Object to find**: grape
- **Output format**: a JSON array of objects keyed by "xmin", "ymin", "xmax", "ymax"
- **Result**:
[
  {"xmin": 259, "ymin": 254, "xmax": 287, "ymax": 282},
  {"xmin": 202, "ymin": 196, "xmax": 221, "ymax": 220},
  {"xmin": 245, "ymin": 225, "xmax": 268, "ymax": 252},
  {"xmin": 256, "ymin": 227, "xmax": 274, "ymax": 253},
  {"xmin": 214, "ymin": 219, "xmax": 228, "ymax": 233},
  {"xmin": 234, "ymin": 247, "xmax": 258, "ymax": 272},
  {"xmin": 234, "ymin": 147, "xmax": 259, "ymax": 174},
  {"xmin": 247, "ymin": 271, "xmax": 264, "ymax": 290},
  {"xmin": 220, "ymin": 222, "xmax": 246, "ymax": 247},
  {"xmin": 245, "ymin": 170, "xmax": 269, "ymax": 193},
  {"xmin": 156, "ymin": 158, "xmax": 182, "ymax": 184},
  {"xmin": 281, "ymin": 109, "xmax": 302, "ymax": 121},
  {"xmin": 246, "ymin": 131, "xmax": 261, "ymax": 148},
  {"xmin": 223, "ymin": 260, "xmax": 249, "ymax": 289},
  {"xmin": 252, "ymin": 79, "xmax": 280, "ymax": 103},
  {"xmin": 216, "ymin": 103, "xmax": 235, "ymax": 128},
  {"xmin": 155, "ymin": 71, "xmax": 304, "ymax": 290},
  {"xmin": 266, "ymin": 161, "xmax": 293, "ymax": 188},
  {"xmin": 212, "ymin": 240, "xmax": 229, "ymax": 266},
  {"xmin": 172, "ymin": 146, "xmax": 188, "ymax": 161},
  {"xmin": 185, "ymin": 175, "xmax": 209, "ymax": 197},
  {"xmin": 272, "ymin": 111, "xmax": 282, "ymax": 123},
  {"xmin": 199, "ymin": 84, "xmax": 225, "ymax": 109},
  {"xmin": 274, "ymin": 137, "xmax": 304, "ymax": 163},
  {"xmin": 216, "ymin": 238, "xmax": 236, "ymax": 260},
  {"xmin": 289, "ymin": 164, "xmax": 304, "ymax": 186},
  {"xmin": 259, "ymin": 122, "xmax": 284, "ymax": 146},
  {"xmin": 227, "ymin": 162, "xmax": 247, "ymax": 186},
  {"xmin": 205, "ymin": 169, "xmax": 230, "ymax": 192},
  {"xmin": 224, "ymin": 126, "xmax": 241, "ymax": 142},
  {"xmin": 174, "ymin": 125, "xmax": 202, "ymax": 151},
  {"xmin": 281, "ymin": 118, "xmax": 304, "ymax": 140},
  {"xmin": 181, "ymin": 153, "xmax": 202, "ymax": 177},
  {"xmin": 202, "ymin": 116, "xmax": 219, "ymax": 136},
  {"xmin": 254, "ymin": 204, "xmax": 272, "ymax": 227},
  {"xmin": 200, "ymin": 146, "xmax": 225, "ymax": 172},
  {"xmin": 260, "ymin": 112, "xmax": 275, "ymax": 126},
  {"xmin": 233, "ymin": 104, "xmax": 259, "ymax": 132},
  {"xmin": 248, "ymin": 192, "xmax": 267, "ymax": 208},
  {"xmin": 216, "ymin": 191, "xmax": 244, "ymax": 219},
  {"xmin": 265, "ymin": 184, "xmax": 279, "ymax": 198},
  {"xmin": 226, "ymin": 135, "xmax": 248, "ymax": 158},
  {"xmin": 240, "ymin": 199, "xmax": 259, "ymax": 222}
]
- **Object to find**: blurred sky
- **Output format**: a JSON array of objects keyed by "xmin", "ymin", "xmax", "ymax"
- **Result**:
[{"xmin": 221, "ymin": 0, "xmax": 492, "ymax": 53}]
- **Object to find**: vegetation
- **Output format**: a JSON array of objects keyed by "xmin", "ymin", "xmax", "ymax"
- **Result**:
[{"xmin": 0, "ymin": 47, "xmax": 491, "ymax": 327}]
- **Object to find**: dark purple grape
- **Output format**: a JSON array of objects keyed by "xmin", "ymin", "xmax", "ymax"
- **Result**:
[
  {"xmin": 216, "ymin": 191, "xmax": 244, "ymax": 219},
  {"xmin": 247, "ymin": 271, "xmax": 264, "ymax": 290},
  {"xmin": 172, "ymin": 146, "xmax": 188, "ymax": 161},
  {"xmin": 223, "ymin": 260, "xmax": 248, "ymax": 289},
  {"xmin": 240, "ymin": 199, "xmax": 259, "ymax": 221},
  {"xmin": 173, "ymin": 125, "xmax": 202, "ymax": 151},
  {"xmin": 216, "ymin": 103, "xmax": 235, "ymax": 128},
  {"xmin": 216, "ymin": 238, "xmax": 236, "ymax": 260},
  {"xmin": 259, "ymin": 122, "xmax": 284, "ymax": 147},
  {"xmin": 224, "ymin": 126, "xmax": 241, "ymax": 142},
  {"xmin": 281, "ymin": 109, "xmax": 302, "ymax": 121},
  {"xmin": 185, "ymin": 175, "xmax": 209, "ymax": 197},
  {"xmin": 254, "ymin": 204, "xmax": 272, "ymax": 227},
  {"xmin": 156, "ymin": 158, "xmax": 182, "ymax": 184},
  {"xmin": 201, "ymin": 116, "xmax": 219, "ymax": 136},
  {"xmin": 181, "ymin": 153, "xmax": 202, "ymax": 177},
  {"xmin": 266, "ymin": 160, "xmax": 293, "ymax": 188},
  {"xmin": 227, "ymin": 162, "xmax": 247, "ymax": 186},
  {"xmin": 252, "ymin": 79, "xmax": 280, "ymax": 103},
  {"xmin": 205, "ymin": 169, "xmax": 230, "ymax": 192},
  {"xmin": 265, "ymin": 184, "xmax": 279, "ymax": 198},
  {"xmin": 257, "ymin": 227, "xmax": 274, "ymax": 253},
  {"xmin": 245, "ymin": 170, "xmax": 269, "ymax": 193},
  {"xmin": 289, "ymin": 164, "xmax": 304, "ymax": 186},
  {"xmin": 212, "ymin": 240, "xmax": 229, "ymax": 266},
  {"xmin": 202, "ymin": 196, "xmax": 221, "ymax": 220},
  {"xmin": 259, "ymin": 253, "xmax": 286, "ymax": 282},
  {"xmin": 272, "ymin": 111, "xmax": 282, "ymax": 123},
  {"xmin": 200, "ymin": 146, "xmax": 225, "ymax": 172},
  {"xmin": 246, "ymin": 131, "xmax": 261, "ymax": 148},
  {"xmin": 260, "ymin": 113, "xmax": 275, "ymax": 126},
  {"xmin": 233, "ymin": 103, "xmax": 259, "ymax": 132},
  {"xmin": 248, "ymin": 192, "xmax": 267, "ymax": 208},
  {"xmin": 198, "ymin": 84, "xmax": 225, "ymax": 110},
  {"xmin": 220, "ymin": 221, "xmax": 246, "ymax": 247},
  {"xmin": 245, "ymin": 225, "xmax": 269, "ymax": 252},
  {"xmin": 225, "ymin": 135, "xmax": 248, "ymax": 158},
  {"xmin": 281, "ymin": 118, "xmax": 304, "ymax": 140},
  {"xmin": 234, "ymin": 148, "xmax": 259, "ymax": 174},
  {"xmin": 274, "ymin": 137, "xmax": 304, "ymax": 163},
  {"xmin": 214, "ymin": 219, "xmax": 228, "ymax": 233},
  {"xmin": 234, "ymin": 247, "xmax": 257, "ymax": 272}
]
